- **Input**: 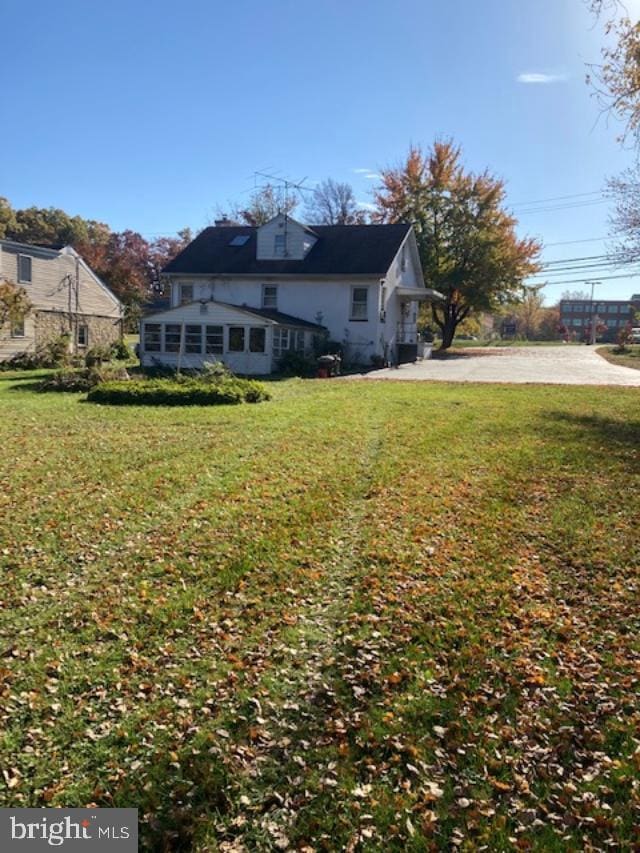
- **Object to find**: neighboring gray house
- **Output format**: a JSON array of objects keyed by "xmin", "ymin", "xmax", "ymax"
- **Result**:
[
  {"xmin": 141, "ymin": 214, "xmax": 441, "ymax": 375},
  {"xmin": 0, "ymin": 239, "xmax": 124, "ymax": 361}
]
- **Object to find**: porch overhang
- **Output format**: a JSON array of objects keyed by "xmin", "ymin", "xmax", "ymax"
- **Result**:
[{"xmin": 396, "ymin": 287, "xmax": 444, "ymax": 301}]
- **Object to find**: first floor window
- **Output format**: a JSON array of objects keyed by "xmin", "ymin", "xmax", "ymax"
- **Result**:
[
  {"xmin": 228, "ymin": 326, "xmax": 245, "ymax": 352},
  {"xmin": 205, "ymin": 325, "xmax": 224, "ymax": 354},
  {"xmin": 262, "ymin": 284, "xmax": 278, "ymax": 309},
  {"xmin": 185, "ymin": 324, "xmax": 202, "ymax": 353},
  {"xmin": 273, "ymin": 327, "xmax": 289, "ymax": 358},
  {"xmin": 77, "ymin": 324, "xmax": 89, "ymax": 347},
  {"xmin": 250, "ymin": 327, "xmax": 266, "ymax": 353},
  {"xmin": 144, "ymin": 324, "xmax": 161, "ymax": 351},
  {"xmin": 18, "ymin": 254, "xmax": 32, "ymax": 283},
  {"xmin": 164, "ymin": 324, "xmax": 182, "ymax": 352},
  {"xmin": 350, "ymin": 287, "xmax": 368, "ymax": 321},
  {"xmin": 294, "ymin": 330, "xmax": 305, "ymax": 352},
  {"xmin": 10, "ymin": 318, "xmax": 25, "ymax": 338}
]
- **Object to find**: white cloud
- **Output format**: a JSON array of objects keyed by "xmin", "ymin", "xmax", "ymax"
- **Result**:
[
  {"xmin": 356, "ymin": 201, "xmax": 376, "ymax": 211},
  {"xmin": 517, "ymin": 72, "xmax": 568, "ymax": 84},
  {"xmin": 353, "ymin": 168, "xmax": 371, "ymax": 174}
]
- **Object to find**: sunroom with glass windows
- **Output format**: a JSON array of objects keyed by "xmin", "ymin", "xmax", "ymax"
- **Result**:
[{"xmin": 140, "ymin": 300, "xmax": 325, "ymax": 375}]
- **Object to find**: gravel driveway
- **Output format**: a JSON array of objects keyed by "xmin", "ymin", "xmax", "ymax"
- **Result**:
[{"xmin": 361, "ymin": 346, "xmax": 640, "ymax": 386}]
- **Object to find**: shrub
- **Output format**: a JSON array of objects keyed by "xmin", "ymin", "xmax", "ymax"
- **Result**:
[
  {"xmin": 276, "ymin": 351, "xmax": 317, "ymax": 377},
  {"xmin": 87, "ymin": 377, "xmax": 270, "ymax": 406},
  {"xmin": 39, "ymin": 334, "xmax": 72, "ymax": 368},
  {"xmin": 85, "ymin": 345, "xmax": 113, "ymax": 367},
  {"xmin": 39, "ymin": 366, "xmax": 130, "ymax": 392},
  {"xmin": 0, "ymin": 335, "xmax": 73, "ymax": 371},
  {"xmin": 201, "ymin": 360, "xmax": 232, "ymax": 379},
  {"xmin": 0, "ymin": 351, "xmax": 43, "ymax": 371},
  {"xmin": 110, "ymin": 339, "xmax": 132, "ymax": 361}
]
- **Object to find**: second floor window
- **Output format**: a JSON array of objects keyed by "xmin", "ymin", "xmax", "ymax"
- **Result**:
[
  {"xmin": 179, "ymin": 283, "xmax": 194, "ymax": 304},
  {"xmin": 274, "ymin": 234, "xmax": 286, "ymax": 257},
  {"xmin": 262, "ymin": 284, "xmax": 278, "ymax": 309},
  {"xmin": 18, "ymin": 255, "xmax": 32, "ymax": 283},
  {"xmin": 350, "ymin": 287, "xmax": 368, "ymax": 321}
]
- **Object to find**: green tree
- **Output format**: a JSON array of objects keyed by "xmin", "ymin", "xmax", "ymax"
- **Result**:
[
  {"xmin": 0, "ymin": 197, "xmax": 17, "ymax": 239},
  {"xmin": 373, "ymin": 142, "xmax": 542, "ymax": 349},
  {"xmin": 0, "ymin": 280, "xmax": 32, "ymax": 328}
]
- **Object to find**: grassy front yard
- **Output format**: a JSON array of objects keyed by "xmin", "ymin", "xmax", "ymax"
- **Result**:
[
  {"xmin": 1, "ymin": 373, "xmax": 639, "ymax": 850},
  {"xmin": 598, "ymin": 344, "xmax": 640, "ymax": 371}
]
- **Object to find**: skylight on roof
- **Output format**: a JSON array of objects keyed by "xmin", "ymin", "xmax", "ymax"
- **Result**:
[{"xmin": 229, "ymin": 235, "xmax": 250, "ymax": 246}]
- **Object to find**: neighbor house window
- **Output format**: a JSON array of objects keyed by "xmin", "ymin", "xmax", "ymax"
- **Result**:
[
  {"xmin": 262, "ymin": 284, "xmax": 278, "ymax": 309},
  {"xmin": 185, "ymin": 324, "xmax": 202, "ymax": 353},
  {"xmin": 228, "ymin": 326, "xmax": 245, "ymax": 352},
  {"xmin": 350, "ymin": 287, "xmax": 368, "ymax": 321},
  {"xmin": 179, "ymin": 283, "xmax": 194, "ymax": 305},
  {"xmin": 77, "ymin": 325, "xmax": 89, "ymax": 347},
  {"xmin": 164, "ymin": 324, "xmax": 182, "ymax": 352},
  {"xmin": 10, "ymin": 318, "xmax": 25, "ymax": 338},
  {"xmin": 205, "ymin": 325, "xmax": 224, "ymax": 354},
  {"xmin": 274, "ymin": 234, "xmax": 286, "ymax": 257},
  {"xmin": 18, "ymin": 255, "xmax": 32, "ymax": 283},
  {"xmin": 144, "ymin": 323, "xmax": 161, "ymax": 351},
  {"xmin": 249, "ymin": 327, "xmax": 266, "ymax": 353}
]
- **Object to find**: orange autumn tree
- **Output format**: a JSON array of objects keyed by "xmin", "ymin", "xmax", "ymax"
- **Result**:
[{"xmin": 373, "ymin": 142, "xmax": 542, "ymax": 349}]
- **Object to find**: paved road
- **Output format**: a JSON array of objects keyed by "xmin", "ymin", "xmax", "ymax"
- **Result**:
[{"xmin": 361, "ymin": 346, "xmax": 640, "ymax": 386}]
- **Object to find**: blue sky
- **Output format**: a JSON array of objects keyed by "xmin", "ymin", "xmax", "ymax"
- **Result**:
[{"xmin": 3, "ymin": 0, "xmax": 640, "ymax": 301}]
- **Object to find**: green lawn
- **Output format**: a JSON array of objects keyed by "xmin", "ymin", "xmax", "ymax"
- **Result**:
[
  {"xmin": 598, "ymin": 344, "xmax": 640, "ymax": 371},
  {"xmin": 1, "ymin": 373, "xmax": 639, "ymax": 851}
]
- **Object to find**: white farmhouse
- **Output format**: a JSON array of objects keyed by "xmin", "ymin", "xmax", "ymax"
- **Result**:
[{"xmin": 140, "ymin": 214, "xmax": 441, "ymax": 374}]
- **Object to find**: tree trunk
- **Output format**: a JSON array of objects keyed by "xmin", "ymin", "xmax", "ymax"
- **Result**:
[{"xmin": 439, "ymin": 317, "xmax": 457, "ymax": 350}]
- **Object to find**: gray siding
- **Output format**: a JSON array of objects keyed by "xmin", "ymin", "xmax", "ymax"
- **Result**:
[{"xmin": 0, "ymin": 243, "xmax": 122, "ymax": 319}]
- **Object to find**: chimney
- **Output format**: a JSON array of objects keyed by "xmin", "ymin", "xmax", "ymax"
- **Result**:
[{"xmin": 215, "ymin": 217, "xmax": 237, "ymax": 227}]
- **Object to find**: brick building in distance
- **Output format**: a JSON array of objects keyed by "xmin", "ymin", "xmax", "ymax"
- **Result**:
[{"xmin": 559, "ymin": 293, "xmax": 640, "ymax": 342}]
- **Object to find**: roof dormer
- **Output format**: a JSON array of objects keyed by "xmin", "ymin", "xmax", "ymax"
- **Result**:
[{"xmin": 256, "ymin": 213, "xmax": 317, "ymax": 261}]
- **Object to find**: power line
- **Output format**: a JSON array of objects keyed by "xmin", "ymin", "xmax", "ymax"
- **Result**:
[
  {"xmin": 511, "ymin": 190, "xmax": 602, "ymax": 207},
  {"xmin": 540, "ymin": 253, "xmax": 610, "ymax": 266},
  {"xmin": 515, "ymin": 198, "xmax": 609, "ymax": 215},
  {"xmin": 528, "ymin": 271, "xmax": 640, "ymax": 286},
  {"xmin": 544, "ymin": 236, "xmax": 609, "ymax": 246}
]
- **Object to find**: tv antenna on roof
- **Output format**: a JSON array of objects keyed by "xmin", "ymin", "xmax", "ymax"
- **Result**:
[{"xmin": 253, "ymin": 170, "xmax": 314, "ymax": 215}]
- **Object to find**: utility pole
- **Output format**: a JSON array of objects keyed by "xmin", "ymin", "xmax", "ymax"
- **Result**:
[{"xmin": 586, "ymin": 280, "xmax": 601, "ymax": 345}]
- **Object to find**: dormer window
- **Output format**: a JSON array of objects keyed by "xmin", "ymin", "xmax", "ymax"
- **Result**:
[
  {"xmin": 179, "ymin": 283, "xmax": 193, "ymax": 305},
  {"xmin": 274, "ymin": 234, "xmax": 286, "ymax": 258}
]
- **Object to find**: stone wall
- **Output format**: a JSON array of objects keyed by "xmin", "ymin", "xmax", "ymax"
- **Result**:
[{"xmin": 35, "ymin": 311, "xmax": 122, "ymax": 352}]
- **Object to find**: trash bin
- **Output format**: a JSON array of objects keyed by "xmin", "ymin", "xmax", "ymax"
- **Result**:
[{"xmin": 317, "ymin": 354, "xmax": 341, "ymax": 378}]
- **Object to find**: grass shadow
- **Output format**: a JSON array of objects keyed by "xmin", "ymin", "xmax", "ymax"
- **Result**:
[{"xmin": 544, "ymin": 410, "xmax": 640, "ymax": 470}]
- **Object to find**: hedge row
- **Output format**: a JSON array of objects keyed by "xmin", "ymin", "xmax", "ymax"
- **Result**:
[{"xmin": 86, "ymin": 378, "xmax": 270, "ymax": 406}]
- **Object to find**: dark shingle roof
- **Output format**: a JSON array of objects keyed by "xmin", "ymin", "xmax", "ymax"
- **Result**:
[
  {"xmin": 162, "ymin": 223, "xmax": 412, "ymax": 277},
  {"xmin": 235, "ymin": 306, "xmax": 325, "ymax": 329}
]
